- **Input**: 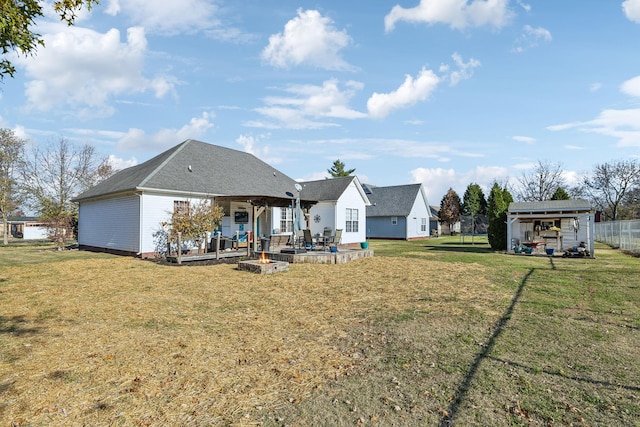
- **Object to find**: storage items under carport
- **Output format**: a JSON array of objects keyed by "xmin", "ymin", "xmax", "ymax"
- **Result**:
[{"xmin": 506, "ymin": 199, "xmax": 595, "ymax": 258}]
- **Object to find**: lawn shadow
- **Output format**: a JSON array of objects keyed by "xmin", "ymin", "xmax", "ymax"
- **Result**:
[
  {"xmin": 487, "ymin": 355, "xmax": 640, "ymax": 392},
  {"xmin": 0, "ymin": 315, "xmax": 43, "ymax": 336},
  {"xmin": 440, "ymin": 268, "xmax": 534, "ymax": 426},
  {"xmin": 424, "ymin": 242, "xmax": 493, "ymax": 254}
]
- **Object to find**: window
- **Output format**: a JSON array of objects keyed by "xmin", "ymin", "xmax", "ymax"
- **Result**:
[
  {"xmin": 391, "ymin": 216, "xmax": 398, "ymax": 225},
  {"xmin": 280, "ymin": 208, "xmax": 293, "ymax": 233},
  {"xmin": 421, "ymin": 218, "xmax": 427, "ymax": 232},
  {"xmin": 174, "ymin": 200, "xmax": 190, "ymax": 215},
  {"xmin": 346, "ymin": 208, "xmax": 359, "ymax": 232}
]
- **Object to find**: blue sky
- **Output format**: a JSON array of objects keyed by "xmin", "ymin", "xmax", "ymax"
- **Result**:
[{"xmin": 2, "ymin": 0, "xmax": 640, "ymax": 204}]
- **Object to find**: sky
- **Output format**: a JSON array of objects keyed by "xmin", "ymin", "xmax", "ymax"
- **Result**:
[{"xmin": 1, "ymin": 0, "xmax": 640, "ymax": 205}]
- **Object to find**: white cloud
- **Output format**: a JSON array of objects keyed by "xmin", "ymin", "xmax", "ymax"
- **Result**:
[
  {"xmin": 516, "ymin": 0, "xmax": 531, "ymax": 12},
  {"xmin": 622, "ymin": 0, "xmax": 640, "ymax": 23},
  {"xmin": 104, "ymin": 0, "xmax": 221, "ymax": 35},
  {"xmin": 410, "ymin": 167, "xmax": 457, "ymax": 203},
  {"xmin": 384, "ymin": 0, "xmax": 513, "ymax": 32},
  {"xmin": 235, "ymin": 133, "xmax": 282, "ymax": 165},
  {"xmin": 116, "ymin": 111, "xmax": 214, "ymax": 151},
  {"xmin": 262, "ymin": 9, "xmax": 353, "ymax": 71},
  {"xmin": 16, "ymin": 26, "xmax": 174, "ymax": 114},
  {"xmin": 549, "ymin": 108, "xmax": 640, "ymax": 147},
  {"xmin": 448, "ymin": 53, "xmax": 481, "ymax": 86},
  {"xmin": 249, "ymin": 79, "xmax": 366, "ymax": 129},
  {"xmin": 621, "ymin": 75, "xmax": 640, "ymax": 97},
  {"xmin": 513, "ymin": 135, "xmax": 536, "ymax": 144},
  {"xmin": 367, "ymin": 68, "xmax": 440, "ymax": 118},
  {"xmin": 512, "ymin": 25, "xmax": 552, "ymax": 53},
  {"xmin": 590, "ymin": 82, "xmax": 602, "ymax": 92},
  {"xmin": 410, "ymin": 165, "xmax": 507, "ymax": 203},
  {"xmin": 107, "ymin": 154, "xmax": 138, "ymax": 171}
]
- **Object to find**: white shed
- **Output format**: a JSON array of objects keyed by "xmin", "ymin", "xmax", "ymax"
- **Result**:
[{"xmin": 507, "ymin": 199, "xmax": 595, "ymax": 257}]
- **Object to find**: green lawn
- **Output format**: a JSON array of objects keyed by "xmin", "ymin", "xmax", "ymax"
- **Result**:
[{"xmin": 1, "ymin": 238, "xmax": 638, "ymax": 426}]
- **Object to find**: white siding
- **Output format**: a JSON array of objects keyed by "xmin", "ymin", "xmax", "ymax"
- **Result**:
[
  {"xmin": 308, "ymin": 202, "xmax": 336, "ymax": 236},
  {"xmin": 406, "ymin": 189, "xmax": 431, "ymax": 239},
  {"xmin": 335, "ymin": 181, "xmax": 367, "ymax": 245},
  {"xmin": 78, "ymin": 195, "xmax": 140, "ymax": 252},
  {"xmin": 139, "ymin": 193, "xmax": 177, "ymax": 254},
  {"xmin": 23, "ymin": 225, "xmax": 48, "ymax": 240}
]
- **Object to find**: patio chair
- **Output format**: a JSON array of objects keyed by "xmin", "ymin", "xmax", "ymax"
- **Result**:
[
  {"xmin": 325, "ymin": 229, "xmax": 342, "ymax": 248},
  {"xmin": 303, "ymin": 229, "xmax": 316, "ymax": 250},
  {"xmin": 331, "ymin": 229, "xmax": 342, "ymax": 246},
  {"xmin": 293, "ymin": 230, "xmax": 305, "ymax": 247}
]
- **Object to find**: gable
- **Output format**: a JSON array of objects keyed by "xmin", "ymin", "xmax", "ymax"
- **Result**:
[
  {"xmin": 366, "ymin": 184, "xmax": 423, "ymax": 217},
  {"xmin": 300, "ymin": 176, "xmax": 370, "ymax": 205}
]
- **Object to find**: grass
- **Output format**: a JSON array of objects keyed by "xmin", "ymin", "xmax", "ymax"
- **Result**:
[{"xmin": 0, "ymin": 238, "xmax": 638, "ymax": 426}]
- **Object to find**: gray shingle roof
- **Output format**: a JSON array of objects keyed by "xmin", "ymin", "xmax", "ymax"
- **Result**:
[
  {"xmin": 508, "ymin": 199, "xmax": 592, "ymax": 213},
  {"xmin": 366, "ymin": 184, "xmax": 423, "ymax": 217},
  {"xmin": 74, "ymin": 140, "xmax": 304, "ymax": 203},
  {"xmin": 299, "ymin": 176, "xmax": 355, "ymax": 202}
]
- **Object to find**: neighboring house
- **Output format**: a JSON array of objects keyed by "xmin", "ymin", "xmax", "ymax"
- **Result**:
[
  {"xmin": 364, "ymin": 183, "xmax": 431, "ymax": 240},
  {"xmin": 6, "ymin": 216, "xmax": 49, "ymax": 240},
  {"xmin": 428, "ymin": 204, "xmax": 462, "ymax": 236},
  {"xmin": 507, "ymin": 199, "xmax": 595, "ymax": 256},
  {"xmin": 429, "ymin": 205, "xmax": 442, "ymax": 236},
  {"xmin": 73, "ymin": 139, "xmax": 312, "ymax": 257}
]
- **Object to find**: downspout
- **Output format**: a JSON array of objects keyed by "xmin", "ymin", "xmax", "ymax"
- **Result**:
[{"xmin": 137, "ymin": 192, "xmax": 143, "ymax": 256}]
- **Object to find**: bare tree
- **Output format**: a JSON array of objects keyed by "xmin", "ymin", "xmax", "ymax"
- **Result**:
[
  {"xmin": 516, "ymin": 160, "xmax": 566, "ymax": 202},
  {"xmin": 0, "ymin": 129, "xmax": 26, "ymax": 244},
  {"xmin": 585, "ymin": 159, "xmax": 640, "ymax": 220},
  {"xmin": 20, "ymin": 137, "xmax": 114, "ymax": 247}
]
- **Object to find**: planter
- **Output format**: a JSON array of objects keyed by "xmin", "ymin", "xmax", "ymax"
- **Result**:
[
  {"xmin": 330, "ymin": 246, "xmax": 337, "ymax": 253},
  {"xmin": 360, "ymin": 242, "xmax": 369, "ymax": 249},
  {"xmin": 545, "ymin": 248, "xmax": 555, "ymax": 256}
]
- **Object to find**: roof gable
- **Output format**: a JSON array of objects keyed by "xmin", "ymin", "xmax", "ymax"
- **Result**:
[
  {"xmin": 74, "ymin": 140, "xmax": 302, "ymax": 203},
  {"xmin": 299, "ymin": 176, "xmax": 369, "ymax": 205},
  {"xmin": 366, "ymin": 184, "xmax": 424, "ymax": 217}
]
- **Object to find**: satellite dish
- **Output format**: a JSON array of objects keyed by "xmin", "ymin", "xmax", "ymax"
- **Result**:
[{"xmin": 294, "ymin": 183, "xmax": 302, "ymax": 192}]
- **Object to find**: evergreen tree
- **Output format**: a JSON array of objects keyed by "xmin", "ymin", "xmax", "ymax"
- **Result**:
[
  {"xmin": 487, "ymin": 182, "xmax": 512, "ymax": 251},
  {"xmin": 550, "ymin": 187, "xmax": 570, "ymax": 200},
  {"xmin": 439, "ymin": 188, "xmax": 461, "ymax": 235},
  {"xmin": 327, "ymin": 159, "xmax": 356, "ymax": 177},
  {"xmin": 462, "ymin": 183, "xmax": 487, "ymax": 215}
]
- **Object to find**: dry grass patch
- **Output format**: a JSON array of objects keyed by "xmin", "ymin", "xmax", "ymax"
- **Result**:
[{"xmin": 1, "ymin": 254, "xmax": 506, "ymax": 426}]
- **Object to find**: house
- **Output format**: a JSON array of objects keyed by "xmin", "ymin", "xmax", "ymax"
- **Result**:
[
  {"xmin": 364, "ymin": 183, "xmax": 431, "ymax": 240},
  {"xmin": 5, "ymin": 216, "xmax": 49, "ymax": 240},
  {"xmin": 506, "ymin": 199, "xmax": 595, "ymax": 256},
  {"xmin": 295, "ymin": 176, "xmax": 370, "ymax": 246},
  {"xmin": 73, "ymin": 139, "xmax": 314, "ymax": 257},
  {"xmin": 429, "ymin": 205, "xmax": 442, "ymax": 236}
]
